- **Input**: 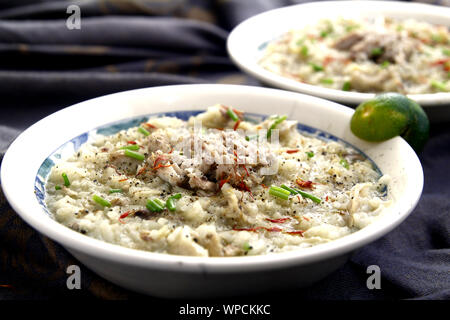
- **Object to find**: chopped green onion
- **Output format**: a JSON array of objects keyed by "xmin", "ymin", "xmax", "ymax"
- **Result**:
[
  {"xmin": 380, "ymin": 61, "xmax": 390, "ymax": 68},
  {"xmin": 146, "ymin": 200, "xmax": 159, "ymax": 212},
  {"xmin": 320, "ymin": 23, "xmax": 333, "ymax": 38},
  {"xmin": 340, "ymin": 158, "xmax": 350, "ymax": 169},
  {"xmin": 146, "ymin": 199, "xmax": 164, "ymax": 212},
  {"xmin": 280, "ymin": 184, "xmax": 298, "ymax": 195},
  {"xmin": 124, "ymin": 149, "xmax": 145, "ymax": 161},
  {"xmin": 269, "ymin": 185, "xmax": 291, "ymax": 200},
  {"xmin": 295, "ymin": 188, "xmax": 321, "ymax": 204},
  {"xmin": 93, "ymin": 195, "xmax": 111, "ymax": 207},
  {"xmin": 443, "ymin": 48, "xmax": 450, "ymax": 57},
  {"xmin": 342, "ymin": 81, "xmax": 351, "ymax": 91},
  {"xmin": 320, "ymin": 78, "xmax": 334, "ymax": 85},
  {"xmin": 431, "ymin": 34, "xmax": 444, "ymax": 43},
  {"xmin": 62, "ymin": 173, "xmax": 70, "ymax": 187},
  {"xmin": 138, "ymin": 127, "xmax": 150, "ymax": 136},
  {"xmin": 243, "ymin": 242, "xmax": 252, "ymax": 252},
  {"xmin": 171, "ymin": 193, "xmax": 182, "ymax": 200},
  {"xmin": 431, "ymin": 80, "xmax": 448, "ymax": 92},
  {"xmin": 371, "ymin": 47, "xmax": 383, "ymax": 57},
  {"xmin": 296, "ymin": 39, "xmax": 304, "ymax": 46},
  {"xmin": 55, "ymin": 185, "xmax": 61, "ymax": 190},
  {"xmin": 245, "ymin": 134, "xmax": 259, "ymax": 141},
  {"xmin": 109, "ymin": 189, "xmax": 122, "ymax": 194},
  {"xmin": 346, "ymin": 24, "xmax": 359, "ymax": 32},
  {"xmin": 154, "ymin": 198, "xmax": 165, "ymax": 208},
  {"xmin": 267, "ymin": 115, "xmax": 287, "ymax": 139},
  {"xmin": 310, "ymin": 63, "xmax": 324, "ymax": 72},
  {"xmin": 280, "ymin": 184, "xmax": 321, "ymax": 204},
  {"xmin": 165, "ymin": 198, "xmax": 176, "ymax": 211},
  {"xmin": 306, "ymin": 151, "xmax": 314, "ymax": 158},
  {"xmin": 166, "ymin": 193, "xmax": 182, "ymax": 211},
  {"xmin": 226, "ymin": 108, "xmax": 239, "ymax": 122},
  {"xmin": 121, "ymin": 145, "xmax": 140, "ymax": 151},
  {"xmin": 300, "ymin": 45, "xmax": 309, "ymax": 57}
]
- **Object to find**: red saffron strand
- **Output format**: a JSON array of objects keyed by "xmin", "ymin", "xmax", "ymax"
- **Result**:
[
  {"xmin": 232, "ymin": 226, "xmax": 282, "ymax": 233},
  {"xmin": 218, "ymin": 177, "xmax": 230, "ymax": 189},
  {"xmin": 432, "ymin": 58, "xmax": 450, "ymax": 71},
  {"xmin": 136, "ymin": 165, "xmax": 148, "ymax": 177},
  {"xmin": 323, "ymin": 56, "xmax": 334, "ymax": 66},
  {"xmin": 152, "ymin": 156, "xmax": 172, "ymax": 170},
  {"xmin": 284, "ymin": 230, "xmax": 304, "ymax": 236},
  {"xmin": 118, "ymin": 211, "xmax": 131, "ymax": 224},
  {"xmin": 296, "ymin": 178, "xmax": 314, "ymax": 189},
  {"xmin": 152, "ymin": 163, "xmax": 172, "ymax": 170},
  {"xmin": 233, "ymin": 120, "xmax": 241, "ymax": 131},
  {"xmin": 241, "ymin": 164, "xmax": 250, "ymax": 177},
  {"xmin": 265, "ymin": 217, "xmax": 291, "ymax": 223},
  {"xmin": 144, "ymin": 123, "xmax": 157, "ymax": 129},
  {"xmin": 153, "ymin": 155, "xmax": 167, "ymax": 167}
]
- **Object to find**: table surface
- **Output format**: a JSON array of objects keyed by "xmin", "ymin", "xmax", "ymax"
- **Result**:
[{"xmin": 0, "ymin": 0, "xmax": 448, "ymax": 301}]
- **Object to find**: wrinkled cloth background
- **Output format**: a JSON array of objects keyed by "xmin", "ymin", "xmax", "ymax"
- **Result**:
[{"xmin": 0, "ymin": 0, "xmax": 448, "ymax": 300}]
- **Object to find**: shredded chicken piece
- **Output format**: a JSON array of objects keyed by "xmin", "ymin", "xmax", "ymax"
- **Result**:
[
  {"xmin": 333, "ymin": 33, "xmax": 364, "ymax": 50},
  {"xmin": 350, "ymin": 70, "xmax": 390, "ymax": 92},
  {"xmin": 109, "ymin": 151, "xmax": 142, "ymax": 175},
  {"xmin": 220, "ymin": 183, "xmax": 250, "ymax": 226},
  {"xmin": 144, "ymin": 152, "xmax": 183, "ymax": 185},
  {"xmin": 343, "ymin": 152, "xmax": 366, "ymax": 163},
  {"xmin": 348, "ymin": 183, "xmax": 372, "ymax": 214},
  {"xmin": 148, "ymin": 131, "xmax": 172, "ymax": 154},
  {"xmin": 188, "ymin": 175, "xmax": 217, "ymax": 192},
  {"xmin": 145, "ymin": 126, "xmax": 277, "ymax": 194},
  {"xmin": 195, "ymin": 224, "xmax": 224, "ymax": 257},
  {"xmin": 167, "ymin": 226, "xmax": 208, "ymax": 257},
  {"xmin": 334, "ymin": 31, "xmax": 418, "ymax": 64}
]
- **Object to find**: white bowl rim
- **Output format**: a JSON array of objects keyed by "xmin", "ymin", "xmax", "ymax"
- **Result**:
[
  {"xmin": 1, "ymin": 84, "xmax": 423, "ymax": 273},
  {"xmin": 227, "ymin": 0, "xmax": 450, "ymax": 107}
]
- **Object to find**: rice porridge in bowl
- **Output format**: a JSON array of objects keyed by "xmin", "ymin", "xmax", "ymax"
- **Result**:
[
  {"xmin": 259, "ymin": 16, "xmax": 450, "ymax": 94},
  {"xmin": 45, "ymin": 104, "xmax": 391, "ymax": 257}
]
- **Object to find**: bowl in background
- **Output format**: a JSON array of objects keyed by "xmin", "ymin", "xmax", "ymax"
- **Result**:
[{"xmin": 227, "ymin": 1, "xmax": 450, "ymax": 121}]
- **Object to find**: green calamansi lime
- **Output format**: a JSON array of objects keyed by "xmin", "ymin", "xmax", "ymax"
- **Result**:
[{"xmin": 350, "ymin": 93, "xmax": 430, "ymax": 153}]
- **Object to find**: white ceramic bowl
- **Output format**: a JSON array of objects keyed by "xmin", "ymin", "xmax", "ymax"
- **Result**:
[
  {"xmin": 1, "ymin": 84, "xmax": 423, "ymax": 298},
  {"xmin": 227, "ymin": 1, "xmax": 450, "ymax": 119}
]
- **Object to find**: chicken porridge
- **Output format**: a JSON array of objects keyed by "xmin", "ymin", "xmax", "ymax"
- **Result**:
[
  {"xmin": 45, "ymin": 105, "xmax": 391, "ymax": 257},
  {"xmin": 259, "ymin": 17, "xmax": 450, "ymax": 94}
]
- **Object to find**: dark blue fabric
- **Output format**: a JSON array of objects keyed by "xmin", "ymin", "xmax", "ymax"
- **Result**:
[{"xmin": 0, "ymin": 0, "xmax": 448, "ymax": 301}]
